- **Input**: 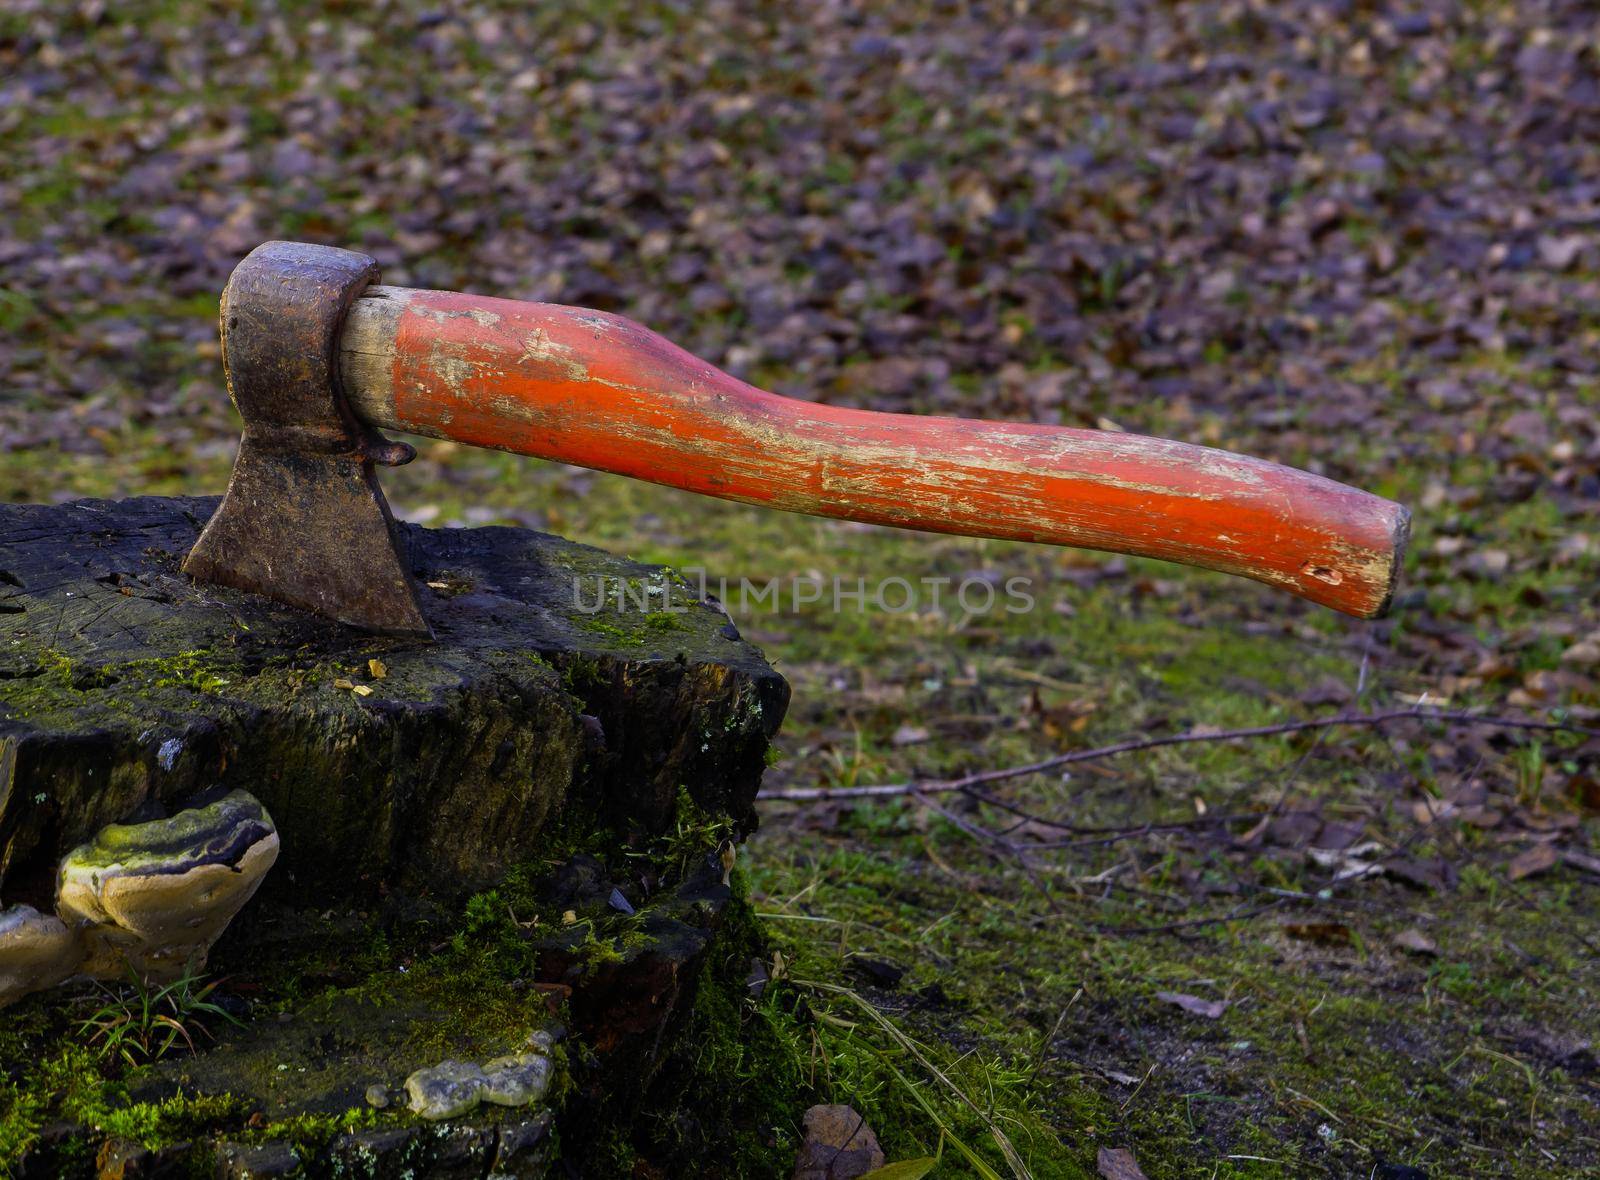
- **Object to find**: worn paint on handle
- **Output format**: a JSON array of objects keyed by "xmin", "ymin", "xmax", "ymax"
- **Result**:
[{"xmin": 339, "ymin": 286, "xmax": 1409, "ymax": 618}]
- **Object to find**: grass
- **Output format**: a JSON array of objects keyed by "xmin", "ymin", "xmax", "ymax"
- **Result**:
[{"xmin": 77, "ymin": 968, "xmax": 238, "ymax": 1069}]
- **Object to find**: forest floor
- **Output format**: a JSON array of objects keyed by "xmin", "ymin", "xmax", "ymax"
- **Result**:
[{"xmin": 3, "ymin": 2, "xmax": 1599, "ymax": 1176}]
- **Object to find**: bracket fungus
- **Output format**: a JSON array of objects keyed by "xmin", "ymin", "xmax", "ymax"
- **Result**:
[
  {"xmin": 404, "ymin": 1061, "xmax": 493, "ymax": 1122},
  {"xmin": 56, "ymin": 789, "xmax": 280, "ymax": 981},
  {"xmin": 0, "ymin": 905, "xmax": 82, "ymax": 1007},
  {"xmin": 404, "ymin": 1032, "xmax": 558, "ymax": 1120},
  {"xmin": 480, "ymin": 1050, "xmax": 556, "ymax": 1107}
]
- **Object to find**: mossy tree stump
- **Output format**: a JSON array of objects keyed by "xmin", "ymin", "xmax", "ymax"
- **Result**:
[
  {"xmin": 0, "ymin": 496, "xmax": 786, "ymax": 911},
  {"xmin": 0, "ymin": 496, "xmax": 794, "ymax": 1178}
]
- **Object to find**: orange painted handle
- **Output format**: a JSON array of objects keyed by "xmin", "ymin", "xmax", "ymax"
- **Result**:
[{"xmin": 338, "ymin": 287, "xmax": 1409, "ymax": 618}]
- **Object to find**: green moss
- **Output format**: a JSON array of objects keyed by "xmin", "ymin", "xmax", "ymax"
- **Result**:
[
  {"xmin": 146, "ymin": 654, "xmax": 232, "ymax": 694},
  {"xmin": 0, "ymin": 1043, "xmax": 251, "ymax": 1168},
  {"xmin": 0, "ymin": 646, "xmax": 238, "ymax": 721},
  {"xmin": 598, "ymin": 885, "xmax": 809, "ymax": 1176},
  {"xmin": 0, "ymin": 1072, "xmax": 50, "ymax": 1166},
  {"xmin": 238, "ymin": 1106, "xmax": 389, "ymax": 1158},
  {"xmin": 0, "ymin": 649, "xmax": 83, "ymax": 713},
  {"xmin": 68, "ymin": 1087, "xmax": 247, "ymax": 1152},
  {"xmin": 573, "ymin": 615, "xmax": 646, "ymax": 646},
  {"xmin": 642, "ymin": 787, "xmax": 738, "ymax": 883}
]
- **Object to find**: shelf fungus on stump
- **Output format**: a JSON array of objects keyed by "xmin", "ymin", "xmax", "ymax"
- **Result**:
[
  {"xmin": 55, "ymin": 789, "xmax": 280, "ymax": 981},
  {"xmin": 404, "ymin": 1032, "xmax": 558, "ymax": 1121},
  {"xmin": 0, "ymin": 905, "xmax": 81, "ymax": 1005}
]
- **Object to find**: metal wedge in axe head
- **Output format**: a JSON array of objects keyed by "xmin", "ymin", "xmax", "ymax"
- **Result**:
[{"xmin": 184, "ymin": 241, "xmax": 1411, "ymax": 637}]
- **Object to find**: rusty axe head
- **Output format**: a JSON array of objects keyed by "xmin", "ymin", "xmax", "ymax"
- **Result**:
[{"xmin": 181, "ymin": 242, "xmax": 431, "ymax": 637}]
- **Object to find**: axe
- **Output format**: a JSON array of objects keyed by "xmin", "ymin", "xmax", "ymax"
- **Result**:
[{"xmin": 184, "ymin": 241, "xmax": 1410, "ymax": 637}]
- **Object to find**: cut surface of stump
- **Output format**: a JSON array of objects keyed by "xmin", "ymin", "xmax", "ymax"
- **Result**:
[{"xmin": 0, "ymin": 496, "xmax": 787, "ymax": 911}]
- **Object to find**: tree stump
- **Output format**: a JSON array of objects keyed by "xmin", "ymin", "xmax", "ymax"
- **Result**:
[
  {"xmin": 1, "ymin": 496, "xmax": 795, "ymax": 1177},
  {"xmin": 0, "ymin": 496, "xmax": 787, "ymax": 912}
]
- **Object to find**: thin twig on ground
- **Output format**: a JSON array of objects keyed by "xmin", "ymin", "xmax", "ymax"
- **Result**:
[{"xmin": 758, "ymin": 707, "xmax": 1600, "ymax": 803}]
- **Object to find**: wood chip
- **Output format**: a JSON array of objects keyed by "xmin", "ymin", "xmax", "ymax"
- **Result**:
[
  {"xmin": 352, "ymin": 684, "xmax": 373, "ymax": 697},
  {"xmin": 368, "ymin": 658, "xmax": 387, "ymax": 679},
  {"xmin": 332, "ymin": 678, "xmax": 354, "ymax": 690}
]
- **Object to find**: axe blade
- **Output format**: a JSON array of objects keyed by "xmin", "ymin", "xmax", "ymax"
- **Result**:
[
  {"xmin": 184, "ymin": 438, "xmax": 430, "ymax": 637},
  {"xmin": 183, "ymin": 240, "xmax": 431, "ymax": 638}
]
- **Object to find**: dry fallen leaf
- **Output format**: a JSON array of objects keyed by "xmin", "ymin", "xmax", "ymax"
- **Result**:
[
  {"xmin": 1507, "ymin": 842, "xmax": 1559, "ymax": 881},
  {"xmin": 1156, "ymin": 991, "xmax": 1229, "ymax": 1019},
  {"xmin": 331, "ymin": 678, "xmax": 354, "ymax": 690},
  {"xmin": 1470, "ymin": 549, "xmax": 1511, "ymax": 578},
  {"xmin": 1413, "ymin": 797, "xmax": 1457, "ymax": 825},
  {"xmin": 1394, "ymin": 928, "xmax": 1438, "ymax": 956},
  {"xmin": 1520, "ymin": 810, "xmax": 1580, "ymax": 833},
  {"xmin": 1563, "ymin": 849, "xmax": 1600, "ymax": 877},
  {"xmin": 1097, "ymin": 1146, "xmax": 1149, "ymax": 1180},
  {"xmin": 1537, "ymin": 232, "xmax": 1588, "ymax": 270},
  {"xmin": 352, "ymin": 684, "xmax": 373, "ymax": 697},
  {"xmin": 1567, "ymin": 772, "xmax": 1600, "ymax": 811},
  {"xmin": 891, "ymin": 724, "xmax": 930, "ymax": 747},
  {"xmin": 1560, "ymin": 637, "xmax": 1600, "ymax": 668},
  {"xmin": 1307, "ymin": 841, "xmax": 1386, "ymax": 882},
  {"xmin": 1282, "ymin": 921, "xmax": 1353, "ymax": 946},
  {"xmin": 368, "ymin": 658, "xmax": 388, "ymax": 679}
]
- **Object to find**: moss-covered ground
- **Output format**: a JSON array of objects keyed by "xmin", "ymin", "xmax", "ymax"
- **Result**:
[
  {"xmin": 0, "ymin": 790, "xmax": 754, "ymax": 1174},
  {"xmin": 4, "ymin": 1, "xmax": 1600, "ymax": 1175}
]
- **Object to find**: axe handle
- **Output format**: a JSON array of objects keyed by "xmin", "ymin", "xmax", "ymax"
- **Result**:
[{"xmin": 339, "ymin": 286, "xmax": 1409, "ymax": 618}]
